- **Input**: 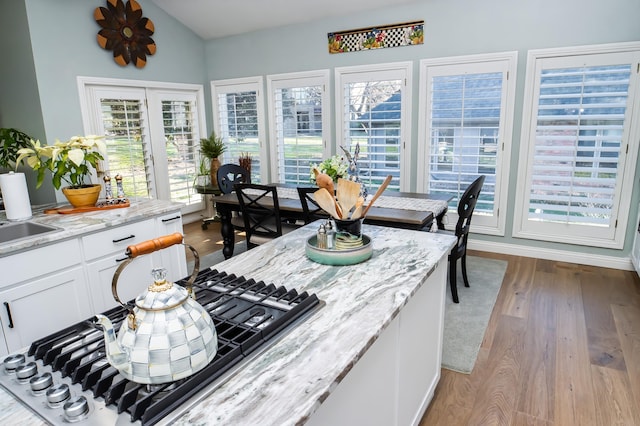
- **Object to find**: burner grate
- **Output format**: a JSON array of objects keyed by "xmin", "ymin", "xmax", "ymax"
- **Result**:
[{"xmin": 12, "ymin": 269, "xmax": 320, "ymax": 425}]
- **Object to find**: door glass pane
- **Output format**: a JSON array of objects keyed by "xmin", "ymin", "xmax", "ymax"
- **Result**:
[
  {"xmin": 343, "ymin": 80, "xmax": 402, "ymax": 191},
  {"xmin": 274, "ymin": 86, "xmax": 324, "ymax": 185},
  {"xmin": 100, "ymin": 98, "xmax": 153, "ymax": 199},
  {"xmin": 529, "ymin": 64, "xmax": 631, "ymax": 226},
  {"xmin": 161, "ymin": 99, "xmax": 201, "ymax": 206},
  {"xmin": 216, "ymin": 91, "xmax": 261, "ymax": 183},
  {"xmin": 428, "ymin": 72, "xmax": 502, "ymax": 214}
]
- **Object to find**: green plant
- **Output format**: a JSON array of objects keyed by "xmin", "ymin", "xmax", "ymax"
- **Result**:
[
  {"xmin": 200, "ymin": 132, "xmax": 226, "ymax": 159},
  {"xmin": 16, "ymin": 135, "xmax": 106, "ymax": 189},
  {"xmin": 197, "ymin": 156, "xmax": 210, "ymax": 175},
  {"xmin": 0, "ymin": 128, "xmax": 33, "ymax": 169}
]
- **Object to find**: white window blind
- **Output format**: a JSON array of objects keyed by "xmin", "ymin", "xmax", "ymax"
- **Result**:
[
  {"xmin": 268, "ymin": 72, "xmax": 329, "ymax": 185},
  {"xmin": 213, "ymin": 84, "xmax": 263, "ymax": 183},
  {"xmin": 99, "ymin": 95, "xmax": 154, "ymax": 199},
  {"xmin": 529, "ymin": 65, "xmax": 630, "ymax": 226},
  {"xmin": 514, "ymin": 44, "xmax": 640, "ymax": 248},
  {"xmin": 159, "ymin": 98, "xmax": 201, "ymax": 206},
  {"xmin": 419, "ymin": 53, "xmax": 517, "ymax": 235},
  {"xmin": 342, "ymin": 79, "xmax": 403, "ymax": 191}
]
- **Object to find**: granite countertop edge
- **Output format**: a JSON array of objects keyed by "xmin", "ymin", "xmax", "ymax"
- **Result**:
[{"xmin": 0, "ymin": 199, "xmax": 183, "ymax": 257}]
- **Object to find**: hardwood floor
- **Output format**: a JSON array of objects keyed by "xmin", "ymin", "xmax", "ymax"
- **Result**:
[{"xmin": 182, "ymin": 222, "xmax": 640, "ymax": 425}]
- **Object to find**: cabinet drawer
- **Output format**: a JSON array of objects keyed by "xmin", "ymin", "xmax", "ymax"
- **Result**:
[
  {"xmin": 81, "ymin": 219, "xmax": 157, "ymax": 260},
  {"xmin": 0, "ymin": 239, "xmax": 81, "ymax": 289}
]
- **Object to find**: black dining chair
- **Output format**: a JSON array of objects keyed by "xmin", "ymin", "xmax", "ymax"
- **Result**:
[
  {"xmin": 442, "ymin": 175, "xmax": 485, "ymax": 303},
  {"xmin": 297, "ymin": 187, "xmax": 330, "ymax": 224},
  {"xmin": 235, "ymin": 183, "xmax": 298, "ymax": 249},
  {"xmin": 217, "ymin": 164, "xmax": 251, "ymax": 231}
]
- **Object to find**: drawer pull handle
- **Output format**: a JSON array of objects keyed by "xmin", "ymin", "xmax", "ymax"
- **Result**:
[
  {"xmin": 112, "ymin": 234, "xmax": 135, "ymax": 243},
  {"xmin": 162, "ymin": 215, "xmax": 181, "ymax": 223},
  {"xmin": 4, "ymin": 302, "xmax": 14, "ymax": 328}
]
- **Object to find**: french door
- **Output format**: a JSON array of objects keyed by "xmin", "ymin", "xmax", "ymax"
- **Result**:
[{"xmin": 79, "ymin": 79, "xmax": 207, "ymax": 214}]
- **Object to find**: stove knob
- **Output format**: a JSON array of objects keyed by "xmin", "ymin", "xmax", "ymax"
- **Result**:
[
  {"xmin": 46, "ymin": 383, "xmax": 70, "ymax": 404},
  {"xmin": 63, "ymin": 396, "xmax": 89, "ymax": 420},
  {"xmin": 15, "ymin": 361, "xmax": 38, "ymax": 380},
  {"xmin": 3, "ymin": 354, "xmax": 25, "ymax": 372},
  {"xmin": 29, "ymin": 372, "xmax": 53, "ymax": 392}
]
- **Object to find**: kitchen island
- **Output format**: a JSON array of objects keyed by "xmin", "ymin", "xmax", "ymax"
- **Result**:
[
  {"xmin": 0, "ymin": 221, "xmax": 455, "ymax": 425},
  {"xmin": 169, "ymin": 223, "xmax": 456, "ymax": 425}
]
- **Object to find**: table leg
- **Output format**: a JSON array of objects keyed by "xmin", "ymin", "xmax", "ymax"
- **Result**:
[
  {"xmin": 217, "ymin": 204, "xmax": 235, "ymax": 259},
  {"xmin": 437, "ymin": 209, "xmax": 447, "ymax": 230}
]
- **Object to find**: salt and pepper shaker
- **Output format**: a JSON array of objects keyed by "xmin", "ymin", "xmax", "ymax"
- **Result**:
[
  {"xmin": 317, "ymin": 224, "xmax": 327, "ymax": 249},
  {"xmin": 115, "ymin": 174, "xmax": 125, "ymax": 200},
  {"xmin": 103, "ymin": 175, "xmax": 113, "ymax": 202},
  {"xmin": 325, "ymin": 219, "xmax": 335, "ymax": 249}
]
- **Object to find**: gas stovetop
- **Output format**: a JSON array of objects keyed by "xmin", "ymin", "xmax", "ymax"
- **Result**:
[{"xmin": 0, "ymin": 268, "xmax": 321, "ymax": 425}]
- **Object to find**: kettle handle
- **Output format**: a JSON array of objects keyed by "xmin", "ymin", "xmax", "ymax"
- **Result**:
[{"xmin": 111, "ymin": 233, "xmax": 200, "ymax": 312}]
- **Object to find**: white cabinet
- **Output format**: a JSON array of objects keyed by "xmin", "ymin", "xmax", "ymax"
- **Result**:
[
  {"xmin": 0, "ymin": 240, "xmax": 92, "ymax": 353},
  {"xmin": 0, "ymin": 208, "xmax": 188, "ymax": 353},
  {"xmin": 307, "ymin": 260, "xmax": 447, "ymax": 426},
  {"xmin": 632, "ymin": 204, "xmax": 640, "ymax": 276}
]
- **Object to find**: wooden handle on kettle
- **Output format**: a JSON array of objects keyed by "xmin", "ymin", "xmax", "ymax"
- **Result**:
[{"xmin": 125, "ymin": 233, "xmax": 184, "ymax": 258}]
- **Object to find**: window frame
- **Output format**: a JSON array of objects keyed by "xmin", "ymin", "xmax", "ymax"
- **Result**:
[
  {"xmin": 334, "ymin": 62, "xmax": 413, "ymax": 192},
  {"xmin": 266, "ymin": 70, "xmax": 331, "ymax": 184},
  {"xmin": 513, "ymin": 42, "xmax": 640, "ymax": 249},
  {"xmin": 211, "ymin": 76, "xmax": 267, "ymax": 184},
  {"xmin": 417, "ymin": 52, "xmax": 517, "ymax": 236},
  {"xmin": 78, "ymin": 76, "xmax": 207, "ymax": 214}
]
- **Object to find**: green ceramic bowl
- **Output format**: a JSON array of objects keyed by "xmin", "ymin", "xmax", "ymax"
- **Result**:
[{"xmin": 305, "ymin": 234, "xmax": 372, "ymax": 266}]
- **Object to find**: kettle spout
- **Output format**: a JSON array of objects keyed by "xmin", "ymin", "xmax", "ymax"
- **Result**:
[{"xmin": 95, "ymin": 314, "xmax": 129, "ymax": 370}]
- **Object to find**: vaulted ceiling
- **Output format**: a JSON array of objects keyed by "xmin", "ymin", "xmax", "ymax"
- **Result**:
[{"xmin": 150, "ymin": 0, "xmax": 419, "ymax": 40}]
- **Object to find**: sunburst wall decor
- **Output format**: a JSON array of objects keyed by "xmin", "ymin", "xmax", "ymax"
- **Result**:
[{"xmin": 94, "ymin": 0, "xmax": 156, "ymax": 68}]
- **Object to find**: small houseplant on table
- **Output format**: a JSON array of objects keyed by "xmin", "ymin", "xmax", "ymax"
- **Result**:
[
  {"xmin": 200, "ymin": 132, "xmax": 226, "ymax": 188},
  {"xmin": 16, "ymin": 135, "xmax": 106, "ymax": 208}
]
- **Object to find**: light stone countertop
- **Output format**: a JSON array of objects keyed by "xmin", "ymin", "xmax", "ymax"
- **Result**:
[
  {"xmin": 0, "ymin": 199, "xmax": 183, "ymax": 256},
  {"xmin": 168, "ymin": 223, "xmax": 456, "ymax": 425},
  {"xmin": 0, "ymin": 221, "xmax": 456, "ymax": 425}
]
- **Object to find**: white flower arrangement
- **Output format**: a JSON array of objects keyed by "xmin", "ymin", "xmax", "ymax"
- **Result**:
[{"xmin": 310, "ymin": 154, "xmax": 348, "ymax": 183}]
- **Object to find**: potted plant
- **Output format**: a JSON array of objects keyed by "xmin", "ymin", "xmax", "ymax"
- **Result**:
[
  {"xmin": 16, "ymin": 135, "xmax": 106, "ymax": 207},
  {"xmin": 194, "ymin": 155, "xmax": 210, "ymax": 187},
  {"xmin": 0, "ymin": 128, "xmax": 33, "ymax": 170},
  {"xmin": 200, "ymin": 132, "xmax": 226, "ymax": 187}
]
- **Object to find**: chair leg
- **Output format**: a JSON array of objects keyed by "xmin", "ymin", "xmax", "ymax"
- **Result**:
[
  {"xmin": 449, "ymin": 257, "xmax": 459, "ymax": 304},
  {"xmin": 461, "ymin": 252, "xmax": 470, "ymax": 288}
]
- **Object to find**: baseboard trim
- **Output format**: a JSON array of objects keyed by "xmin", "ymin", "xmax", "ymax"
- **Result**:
[{"xmin": 468, "ymin": 240, "xmax": 634, "ymax": 271}]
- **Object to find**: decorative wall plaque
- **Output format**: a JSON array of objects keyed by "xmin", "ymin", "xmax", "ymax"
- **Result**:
[
  {"xmin": 328, "ymin": 21, "xmax": 424, "ymax": 54},
  {"xmin": 94, "ymin": 0, "xmax": 156, "ymax": 68}
]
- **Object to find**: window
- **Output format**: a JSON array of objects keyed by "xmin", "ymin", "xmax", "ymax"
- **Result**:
[
  {"xmin": 267, "ymin": 71, "xmax": 330, "ymax": 185},
  {"xmin": 335, "ymin": 62, "xmax": 412, "ymax": 191},
  {"xmin": 79, "ymin": 78, "xmax": 207, "ymax": 214},
  {"xmin": 211, "ymin": 77, "xmax": 266, "ymax": 184},
  {"xmin": 418, "ymin": 52, "xmax": 517, "ymax": 235},
  {"xmin": 513, "ymin": 43, "xmax": 640, "ymax": 248}
]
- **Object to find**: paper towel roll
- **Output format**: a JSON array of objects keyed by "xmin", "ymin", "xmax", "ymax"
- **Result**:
[{"xmin": 0, "ymin": 172, "xmax": 33, "ymax": 221}]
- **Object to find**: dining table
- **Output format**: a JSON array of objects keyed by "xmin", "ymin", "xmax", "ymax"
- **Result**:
[{"xmin": 214, "ymin": 184, "xmax": 452, "ymax": 259}]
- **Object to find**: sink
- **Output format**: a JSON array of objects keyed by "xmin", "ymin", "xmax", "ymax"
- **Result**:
[{"xmin": 0, "ymin": 221, "xmax": 62, "ymax": 244}]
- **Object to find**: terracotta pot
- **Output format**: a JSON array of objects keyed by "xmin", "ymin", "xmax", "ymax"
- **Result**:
[
  {"xmin": 62, "ymin": 184, "xmax": 101, "ymax": 208},
  {"xmin": 210, "ymin": 158, "xmax": 221, "ymax": 188}
]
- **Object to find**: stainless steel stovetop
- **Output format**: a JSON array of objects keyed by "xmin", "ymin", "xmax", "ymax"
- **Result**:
[{"xmin": 0, "ymin": 268, "xmax": 321, "ymax": 425}]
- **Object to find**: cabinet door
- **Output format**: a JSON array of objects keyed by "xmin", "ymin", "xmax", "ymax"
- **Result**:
[
  {"xmin": 155, "ymin": 212, "xmax": 188, "ymax": 281},
  {"xmin": 0, "ymin": 267, "xmax": 91, "ymax": 352},
  {"xmin": 86, "ymin": 253, "xmax": 156, "ymax": 314}
]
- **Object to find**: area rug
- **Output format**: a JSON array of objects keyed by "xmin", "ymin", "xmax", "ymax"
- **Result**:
[{"xmin": 442, "ymin": 256, "xmax": 508, "ymax": 374}]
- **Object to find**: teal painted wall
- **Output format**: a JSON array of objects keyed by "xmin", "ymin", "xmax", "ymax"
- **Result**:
[
  {"xmin": 1, "ymin": 0, "xmax": 639, "ymax": 260},
  {"xmin": 203, "ymin": 0, "xmax": 640, "ymax": 260},
  {"xmin": 0, "ymin": 0, "xmax": 208, "ymax": 203}
]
